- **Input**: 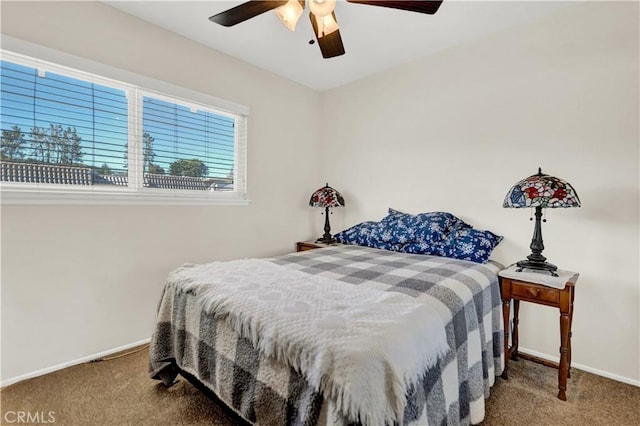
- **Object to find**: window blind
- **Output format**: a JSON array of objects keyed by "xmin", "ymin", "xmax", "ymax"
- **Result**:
[
  {"xmin": 1, "ymin": 50, "xmax": 248, "ymax": 199},
  {"xmin": 140, "ymin": 93, "xmax": 238, "ymax": 191},
  {"xmin": 1, "ymin": 59, "xmax": 129, "ymax": 185}
]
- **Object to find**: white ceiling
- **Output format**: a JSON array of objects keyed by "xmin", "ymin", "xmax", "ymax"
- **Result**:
[{"xmin": 104, "ymin": 1, "xmax": 570, "ymax": 91}]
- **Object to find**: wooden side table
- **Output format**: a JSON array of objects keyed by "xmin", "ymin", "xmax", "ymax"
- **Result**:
[
  {"xmin": 296, "ymin": 241, "xmax": 333, "ymax": 252},
  {"xmin": 499, "ymin": 268, "xmax": 578, "ymax": 401}
]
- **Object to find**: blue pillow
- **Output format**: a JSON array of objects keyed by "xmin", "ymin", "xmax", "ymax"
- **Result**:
[
  {"xmin": 386, "ymin": 208, "xmax": 407, "ymax": 218},
  {"xmin": 378, "ymin": 209, "xmax": 463, "ymax": 245},
  {"xmin": 334, "ymin": 221, "xmax": 379, "ymax": 246},
  {"xmin": 376, "ymin": 210, "xmax": 416, "ymax": 244},
  {"xmin": 334, "ymin": 210, "xmax": 501, "ymax": 262},
  {"xmin": 448, "ymin": 225, "xmax": 503, "ymax": 264},
  {"xmin": 334, "ymin": 221, "xmax": 403, "ymax": 251},
  {"xmin": 366, "ymin": 240, "xmax": 403, "ymax": 252},
  {"xmin": 400, "ymin": 240, "xmax": 452, "ymax": 257}
]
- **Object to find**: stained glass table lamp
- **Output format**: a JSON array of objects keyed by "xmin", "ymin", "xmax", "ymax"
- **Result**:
[
  {"xmin": 504, "ymin": 168, "xmax": 581, "ymax": 276},
  {"xmin": 309, "ymin": 183, "xmax": 345, "ymax": 244}
]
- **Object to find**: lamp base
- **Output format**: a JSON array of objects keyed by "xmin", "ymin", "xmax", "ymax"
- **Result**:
[
  {"xmin": 515, "ymin": 259, "xmax": 559, "ymax": 277},
  {"xmin": 315, "ymin": 236, "xmax": 337, "ymax": 245},
  {"xmin": 315, "ymin": 206, "xmax": 336, "ymax": 245}
]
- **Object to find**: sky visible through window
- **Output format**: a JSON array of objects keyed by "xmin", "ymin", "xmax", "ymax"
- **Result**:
[{"xmin": 0, "ymin": 59, "xmax": 235, "ymax": 180}]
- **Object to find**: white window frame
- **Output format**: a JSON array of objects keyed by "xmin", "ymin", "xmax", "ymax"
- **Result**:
[{"xmin": 0, "ymin": 37, "xmax": 250, "ymax": 206}]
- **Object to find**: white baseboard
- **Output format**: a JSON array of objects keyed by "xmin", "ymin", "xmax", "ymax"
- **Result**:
[
  {"xmin": 519, "ymin": 346, "xmax": 640, "ymax": 387},
  {"xmin": 0, "ymin": 338, "xmax": 151, "ymax": 388}
]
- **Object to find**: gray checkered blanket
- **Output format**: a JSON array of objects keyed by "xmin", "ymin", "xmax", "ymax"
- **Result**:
[{"xmin": 149, "ymin": 245, "xmax": 504, "ymax": 425}]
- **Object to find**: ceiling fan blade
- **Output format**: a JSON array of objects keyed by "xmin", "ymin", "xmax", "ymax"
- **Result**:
[
  {"xmin": 209, "ymin": 1, "xmax": 288, "ymax": 26},
  {"xmin": 309, "ymin": 12, "xmax": 345, "ymax": 59},
  {"xmin": 346, "ymin": 0, "xmax": 443, "ymax": 15}
]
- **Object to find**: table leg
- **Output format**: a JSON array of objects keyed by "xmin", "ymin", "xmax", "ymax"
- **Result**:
[
  {"xmin": 568, "ymin": 288, "xmax": 575, "ymax": 379},
  {"xmin": 511, "ymin": 299, "xmax": 520, "ymax": 361},
  {"xmin": 501, "ymin": 297, "xmax": 511, "ymax": 380},
  {"xmin": 558, "ymin": 310, "xmax": 571, "ymax": 401}
]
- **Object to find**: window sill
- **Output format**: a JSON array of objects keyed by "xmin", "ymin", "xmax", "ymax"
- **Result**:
[{"xmin": 0, "ymin": 185, "xmax": 251, "ymax": 206}]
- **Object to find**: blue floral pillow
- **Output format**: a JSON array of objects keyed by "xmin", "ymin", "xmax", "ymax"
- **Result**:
[
  {"xmin": 400, "ymin": 240, "xmax": 452, "ymax": 257},
  {"xmin": 448, "ymin": 225, "xmax": 503, "ymax": 264},
  {"xmin": 334, "ymin": 220, "xmax": 403, "ymax": 251},
  {"xmin": 413, "ymin": 211, "xmax": 464, "ymax": 244},
  {"xmin": 334, "ymin": 209, "xmax": 502, "ymax": 262},
  {"xmin": 367, "ymin": 240, "xmax": 403, "ymax": 251},
  {"xmin": 378, "ymin": 209, "xmax": 463, "ymax": 245},
  {"xmin": 334, "ymin": 221, "xmax": 379, "ymax": 246},
  {"xmin": 386, "ymin": 208, "xmax": 407, "ymax": 218},
  {"xmin": 376, "ymin": 209, "xmax": 414, "ymax": 243}
]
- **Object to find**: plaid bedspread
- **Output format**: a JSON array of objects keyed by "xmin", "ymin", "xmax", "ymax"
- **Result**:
[{"xmin": 149, "ymin": 245, "xmax": 504, "ymax": 426}]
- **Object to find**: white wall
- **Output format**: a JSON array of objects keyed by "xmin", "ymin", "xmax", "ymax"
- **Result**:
[
  {"xmin": 2, "ymin": 1, "xmax": 638, "ymax": 387},
  {"xmin": 0, "ymin": 1, "xmax": 323, "ymax": 382},
  {"xmin": 319, "ymin": 2, "xmax": 639, "ymax": 384}
]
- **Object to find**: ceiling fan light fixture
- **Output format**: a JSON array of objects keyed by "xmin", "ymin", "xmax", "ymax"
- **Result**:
[
  {"xmin": 276, "ymin": 0, "xmax": 305, "ymax": 31},
  {"xmin": 309, "ymin": 0, "xmax": 336, "ymax": 17},
  {"xmin": 313, "ymin": 11, "xmax": 339, "ymax": 38},
  {"xmin": 210, "ymin": 0, "xmax": 444, "ymax": 60}
]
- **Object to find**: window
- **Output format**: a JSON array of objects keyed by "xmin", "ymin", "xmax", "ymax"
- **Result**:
[
  {"xmin": 141, "ymin": 94, "xmax": 237, "ymax": 192},
  {"xmin": 0, "ymin": 50, "xmax": 248, "ymax": 205}
]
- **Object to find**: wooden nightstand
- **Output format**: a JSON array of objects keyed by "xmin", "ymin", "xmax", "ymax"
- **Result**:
[
  {"xmin": 499, "ymin": 267, "xmax": 578, "ymax": 401},
  {"xmin": 295, "ymin": 241, "xmax": 334, "ymax": 252}
]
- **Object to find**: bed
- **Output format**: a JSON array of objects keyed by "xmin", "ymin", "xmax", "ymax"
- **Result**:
[{"xmin": 149, "ymin": 243, "xmax": 504, "ymax": 426}]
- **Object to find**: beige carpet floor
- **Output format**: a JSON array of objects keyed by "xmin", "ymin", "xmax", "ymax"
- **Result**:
[{"xmin": 2, "ymin": 346, "xmax": 638, "ymax": 425}]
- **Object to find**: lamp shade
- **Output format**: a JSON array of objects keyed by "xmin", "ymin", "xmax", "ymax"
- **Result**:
[
  {"xmin": 309, "ymin": 183, "xmax": 345, "ymax": 208},
  {"xmin": 503, "ymin": 168, "xmax": 581, "ymax": 209},
  {"xmin": 275, "ymin": 0, "xmax": 304, "ymax": 32},
  {"xmin": 309, "ymin": 0, "xmax": 336, "ymax": 17}
]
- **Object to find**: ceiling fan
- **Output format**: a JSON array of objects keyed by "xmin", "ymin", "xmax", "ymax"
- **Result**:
[{"xmin": 209, "ymin": 0, "xmax": 444, "ymax": 59}]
